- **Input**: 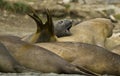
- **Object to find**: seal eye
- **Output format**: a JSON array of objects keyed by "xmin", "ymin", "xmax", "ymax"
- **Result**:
[{"xmin": 58, "ymin": 21, "xmax": 63, "ymax": 24}]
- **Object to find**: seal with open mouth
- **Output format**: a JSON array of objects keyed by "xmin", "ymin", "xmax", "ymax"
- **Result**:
[
  {"xmin": 54, "ymin": 19, "xmax": 72, "ymax": 37},
  {"xmin": 22, "ymin": 10, "xmax": 73, "ymax": 42}
]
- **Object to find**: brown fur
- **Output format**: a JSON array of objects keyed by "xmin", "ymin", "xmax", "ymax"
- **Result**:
[
  {"xmin": 0, "ymin": 35, "xmax": 93, "ymax": 75},
  {"xmin": 0, "ymin": 42, "xmax": 34, "ymax": 73},
  {"xmin": 36, "ymin": 42, "xmax": 120, "ymax": 75}
]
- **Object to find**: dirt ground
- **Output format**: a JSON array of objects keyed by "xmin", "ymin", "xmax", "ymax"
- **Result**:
[{"xmin": 0, "ymin": 72, "xmax": 86, "ymax": 76}]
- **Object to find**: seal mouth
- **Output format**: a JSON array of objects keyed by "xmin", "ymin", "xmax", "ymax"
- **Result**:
[
  {"xmin": 66, "ymin": 21, "xmax": 72, "ymax": 32},
  {"xmin": 57, "ymin": 23, "xmax": 72, "ymax": 37},
  {"xmin": 64, "ymin": 23, "xmax": 72, "ymax": 36}
]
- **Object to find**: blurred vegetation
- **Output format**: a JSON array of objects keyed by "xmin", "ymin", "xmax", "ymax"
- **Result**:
[
  {"xmin": 114, "ymin": 14, "xmax": 120, "ymax": 20},
  {"xmin": 0, "ymin": 0, "xmax": 31, "ymax": 14}
]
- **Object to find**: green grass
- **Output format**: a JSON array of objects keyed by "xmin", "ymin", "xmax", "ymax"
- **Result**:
[
  {"xmin": 0, "ymin": 0, "xmax": 31, "ymax": 14},
  {"xmin": 114, "ymin": 14, "xmax": 120, "ymax": 20}
]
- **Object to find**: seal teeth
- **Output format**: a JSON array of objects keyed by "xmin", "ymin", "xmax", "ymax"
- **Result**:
[{"xmin": 65, "ymin": 30, "xmax": 69, "ymax": 33}]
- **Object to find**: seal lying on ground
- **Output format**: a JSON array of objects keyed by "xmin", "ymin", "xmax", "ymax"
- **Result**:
[
  {"xmin": 0, "ymin": 35, "xmax": 94, "ymax": 75},
  {"xmin": 58, "ymin": 18, "xmax": 115, "ymax": 48},
  {"xmin": 0, "ymin": 42, "xmax": 34, "ymax": 73},
  {"xmin": 36, "ymin": 42, "xmax": 120, "ymax": 75},
  {"xmin": 22, "ymin": 9, "xmax": 115, "ymax": 48},
  {"xmin": 22, "ymin": 10, "xmax": 120, "ymax": 75}
]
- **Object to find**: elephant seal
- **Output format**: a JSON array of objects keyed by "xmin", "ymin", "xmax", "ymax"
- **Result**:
[
  {"xmin": 0, "ymin": 42, "xmax": 35, "ymax": 73},
  {"xmin": 21, "ymin": 9, "xmax": 74, "ymax": 43},
  {"xmin": 22, "ymin": 9, "xmax": 115, "ymax": 49},
  {"xmin": 22, "ymin": 10, "xmax": 73, "ymax": 41},
  {"xmin": 0, "ymin": 35, "xmax": 95, "ymax": 75},
  {"xmin": 36, "ymin": 42, "xmax": 120, "ymax": 75},
  {"xmin": 58, "ymin": 18, "xmax": 115, "ymax": 48}
]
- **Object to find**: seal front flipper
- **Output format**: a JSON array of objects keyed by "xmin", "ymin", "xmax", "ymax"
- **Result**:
[
  {"xmin": 27, "ymin": 11, "xmax": 43, "ymax": 33},
  {"xmin": 14, "ymin": 64, "xmax": 40, "ymax": 73},
  {"xmin": 22, "ymin": 12, "xmax": 44, "ymax": 43},
  {"xmin": 75, "ymin": 65, "xmax": 100, "ymax": 76},
  {"xmin": 22, "ymin": 9, "xmax": 57, "ymax": 43},
  {"xmin": 62, "ymin": 64, "xmax": 99, "ymax": 76}
]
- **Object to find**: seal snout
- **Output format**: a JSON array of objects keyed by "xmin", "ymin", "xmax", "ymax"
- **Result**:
[
  {"xmin": 64, "ymin": 19, "xmax": 73, "ymax": 32},
  {"xmin": 63, "ymin": 23, "xmax": 72, "ymax": 37},
  {"xmin": 55, "ymin": 19, "xmax": 73, "ymax": 37}
]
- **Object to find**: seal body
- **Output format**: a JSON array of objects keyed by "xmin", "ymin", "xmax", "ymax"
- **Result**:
[
  {"xmin": 0, "ymin": 42, "xmax": 32, "ymax": 73},
  {"xmin": 0, "ymin": 35, "xmax": 90, "ymax": 75},
  {"xmin": 21, "ymin": 9, "xmax": 119, "ymax": 75},
  {"xmin": 21, "ymin": 10, "xmax": 119, "ymax": 75},
  {"xmin": 0, "ymin": 42, "xmax": 19, "ymax": 72},
  {"xmin": 22, "ymin": 10, "xmax": 114, "ymax": 48},
  {"xmin": 58, "ymin": 18, "xmax": 114, "ymax": 48},
  {"xmin": 36, "ymin": 42, "xmax": 120, "ymax": 75}
]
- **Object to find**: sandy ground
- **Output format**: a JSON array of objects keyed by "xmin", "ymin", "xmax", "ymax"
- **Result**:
[{"xmin": 0, "ymin": 72, "xmax": 86, "ymax": 76}]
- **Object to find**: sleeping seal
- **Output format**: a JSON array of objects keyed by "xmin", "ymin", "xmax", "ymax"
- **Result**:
[
  {"xmin": 0, "ymin": 35, "xmax": 95, "ymax": 75},
  {"xmin": 36, "ymin": 42, "xmax": 120, "ymax": 75},
  {"xmin": 0, "ymin": 42, "xmax": 34, "ymax": 73}
]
